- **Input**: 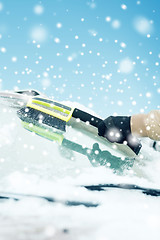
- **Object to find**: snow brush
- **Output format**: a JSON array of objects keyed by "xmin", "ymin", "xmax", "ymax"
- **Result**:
[
  {"xmin": 17, "ymin": 97, "xmax": 141, "ymax": 155},
  {"xmin": 17, "ymin": 97, "xmax": 102, "ymax": 132}
]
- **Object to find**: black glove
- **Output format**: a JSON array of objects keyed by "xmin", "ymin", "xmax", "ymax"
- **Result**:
[{"xmin": 98, "ymin": 116, "xmax": 142, "ymax": 155}]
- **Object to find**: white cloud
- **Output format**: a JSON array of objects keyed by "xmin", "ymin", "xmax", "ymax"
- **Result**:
[
  {"xmin": 133, "ymin": 16, "xmax": 153, "ymax": 35},
  {"xmin": 119, "ymin": 58, "xmax": 134, "ymax": 74}
]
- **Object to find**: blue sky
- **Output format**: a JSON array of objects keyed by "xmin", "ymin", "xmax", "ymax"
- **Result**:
[{"xmin": 0, "ymin": 0, "xmax": 160, "ymax": 117}]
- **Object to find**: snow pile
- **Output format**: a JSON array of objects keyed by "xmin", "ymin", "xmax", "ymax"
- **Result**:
[{"xmin": 0, "ymin": 103, "xmax": 160, "ymax": 240}]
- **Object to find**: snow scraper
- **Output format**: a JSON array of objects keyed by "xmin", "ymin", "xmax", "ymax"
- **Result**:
[{"xmin": 17, "ymin": 96, "xmax": 142, "ymax": 156}]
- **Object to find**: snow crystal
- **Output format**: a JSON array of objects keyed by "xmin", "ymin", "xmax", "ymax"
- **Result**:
[
  {"xmin": 33, "ymin": 5, "xmax": 44, "ymax": 15},
  {"xmin": 133, "ymin": 16, "xmax": 153, "ymax": 35},
  {"xmin": 119, "ymin": 58, "xmax": 134, "ymax": 74}
]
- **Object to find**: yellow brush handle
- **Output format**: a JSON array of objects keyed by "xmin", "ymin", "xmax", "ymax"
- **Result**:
[{"xmin": 27, "ymin": 98, "xmax": 74, "ymax": 122}]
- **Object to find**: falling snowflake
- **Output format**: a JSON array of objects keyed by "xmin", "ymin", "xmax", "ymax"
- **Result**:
[
  {"xmin": 119, "ymin": 58, "xmax": 134, "ymax": 74},
  {"xmin": 112, "ymin": 20, "xmax": 121, "ymax": 29},
  {"xmin": 146, "ymin": 92, "xmax": 151, "ymax": 98},
  {"xmin": 120, "ymin": 42, "xmax": 126, "ymax": 48},
  {"xmin": 121, "ymin": 4, "xmax": 127, "ymax": 10},
  {"xmin": 33, "ymin": 5, "xmax": 44, "ymax": 15},
  {"xmin": 30, "ymin": 26, "xmax": 48, "ymax": 42},
  {"xmin": 133, "ymin": 16, "xmax": 153, "ymax": 35},
  {"xmin": 88, "ymin": 29, "xmax": 97, "ymax": 37},
  {"xmin": 54, "ymin": 37, "xmax": 60, "ymax": 43},
  {"xmin": 0, "ymin": 2, "xmax": 3, "ymax": 11},
  {"xmin": 1, "ymin": 47, "xmax": 6, "ymax": 53},
  {"xmin": 11, "ymin": 57, "xmax": 17, "ymax": 62},
  {"xmin": 105, "ymin": 16, "xmax": 111, "ymax": 22},
  {"xmin": 56, "ymin": 22, "xmax": 62, "ymax": 28}
]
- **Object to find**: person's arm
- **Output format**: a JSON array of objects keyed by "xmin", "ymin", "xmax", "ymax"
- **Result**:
[
  {"xmin": 131, "ymin": 110, "xmax": 160, "ymax": 141},
  {"xmin": 97, "ymin": 110, "xmax": 160, "ymax": 154}
]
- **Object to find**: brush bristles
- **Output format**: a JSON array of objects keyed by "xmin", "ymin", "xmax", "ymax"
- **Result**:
[{"xmin": 17, "ymin": 107, "xmax": 66, "ymax": 132}]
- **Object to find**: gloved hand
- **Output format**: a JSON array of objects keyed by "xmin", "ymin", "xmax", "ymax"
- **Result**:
[
  {"xmin": 98, "ymin": 116, "xmax": 131, "ymax": 144},
  {"xmin": 98, "ymin": 116, "xmax": 142, "ymax": 155}
]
